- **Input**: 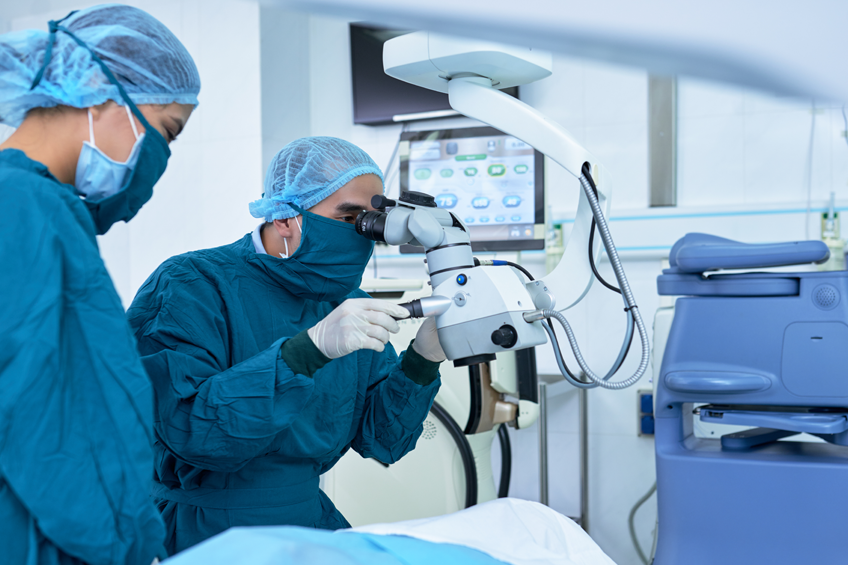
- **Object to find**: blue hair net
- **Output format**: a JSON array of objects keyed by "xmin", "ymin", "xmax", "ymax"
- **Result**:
[
  {"xmin": 0, "ymin": 4, "xmax": 200, "ymax": 127},
  {"xmin": 251, "ymin": 137, "xmax": 384, "ymax": 221}
]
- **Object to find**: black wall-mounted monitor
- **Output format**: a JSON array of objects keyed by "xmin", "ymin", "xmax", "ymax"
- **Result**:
[
  {"xmin": 350, "ymin": 23, "xmax": 519, "ymax": 126},
  {"xmin": 399, "ymin": 126, "xmax": 545, "ymax": 253}
]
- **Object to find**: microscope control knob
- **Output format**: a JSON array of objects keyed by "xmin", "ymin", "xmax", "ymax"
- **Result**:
[
  {"xmin": 491, "ymin": 325, "xmax": 518, "ymax": 348},
  {"xmin": 399, "ymin": 190, "xmax": 437, "ymax": 208}
]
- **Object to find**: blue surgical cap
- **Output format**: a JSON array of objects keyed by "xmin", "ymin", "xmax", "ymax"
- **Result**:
[
  {"xmin": 0, "ymin": 4, "xmax": 200, "ymax": 127},
  {"xmin": 250, "ymin": 136, "xmax": 384, "ymax": 221}
]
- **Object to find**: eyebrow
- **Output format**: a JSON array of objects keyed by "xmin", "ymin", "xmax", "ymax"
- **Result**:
[{"xmin": 335, "ymin": 201, "xmax": 367, "ymax": 215}]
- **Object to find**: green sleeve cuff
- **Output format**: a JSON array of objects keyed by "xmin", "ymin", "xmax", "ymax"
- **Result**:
[
  {"xmin": 401, "ymin": 340, "xmax": 441, "ymax": 386},
  {"xmin": 279, "ymin": 330, "xmax": 331, "ymax": 378}
]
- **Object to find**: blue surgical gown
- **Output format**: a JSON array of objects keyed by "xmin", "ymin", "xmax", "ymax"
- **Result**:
[
  {"xmin": 127, "ymin": 234, "xmax": 441, "ymax": 555},
  {"xmin": 0, "ymin": 149, "xmax": 165, "ymax": 564}
]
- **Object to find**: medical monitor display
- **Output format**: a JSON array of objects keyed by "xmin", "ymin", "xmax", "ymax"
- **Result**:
[
  {"xmin": 399, "ymin": 127, "xmax": 545, "ymax": 252},
  {"xmin": 350, "ymin": 24, "xmax": 519, "ymax": 126}
]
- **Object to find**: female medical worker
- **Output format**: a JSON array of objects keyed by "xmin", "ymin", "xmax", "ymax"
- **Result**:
[
  {"xmin": 0, "ymin": 5, "xmax": 200, "ymax": 565},
  {"xmin": 128, "ymin": 137, "xmax": 445, "ymax": 554}
]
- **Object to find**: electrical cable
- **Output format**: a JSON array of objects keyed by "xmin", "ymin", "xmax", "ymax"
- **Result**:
[
  {"xmin": 497, "ymin": 424, "xmax": 512, "ymax": 498},
  {"xmin": 430, "ymin": 401, "xmax": 478, "ymax": 508},
  {"xmin": 481, "ymin": 246, "xmax": 635, "ymax": 385},
  {"xmin": 584, "ymin": 170, "xmax": 621, "ymax": 295},
  {"xmin": 542, "ymin": 313, "xmax": 634, "ymax": 389},
  {"xmin": 589, "ymin": 222, "xmax": 620, "ymax": 293},
  {"xmin": 480, "ymin": 259, "xmax": 596, "ymax": 383},
  {"xmin": 583, "ymin": 170, "xmax": 636, "ymax": 373},
  {"xmin": 544, "ymin": 318, "xmax": 581, "ymax": 382},
  {"xmin": 583, "ymin": 167, "xmax": 636, "ymax": 371},
  {"xmin": 503, "ymin": 260, "xmax": 535, "ymax": 282},
  {"xmin": 628, "ymin": 482, "xmax": 657, "ymax": 565},
  {"xmin": 583, "ymin": 171, "xmax": 636, "ymax": 373},
  {"xmin": 544, "ymin": 302, "xmax": 646, "ymax": 390},
  {"xmin": 649, "ymin": 517, "xmax": 659, "ymax": 564},
  {"xmin": 534, "ymin": 163, "xmax": 650, "ymax": 390}
]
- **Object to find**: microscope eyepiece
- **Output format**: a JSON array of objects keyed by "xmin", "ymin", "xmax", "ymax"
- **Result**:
[
  {"xmin": 355, "ymin": 210, "xmax": 388, "ymax": 242},
  {"xmin": 371, "ymin": 195, "xmax": 398, "ymax": 210}
]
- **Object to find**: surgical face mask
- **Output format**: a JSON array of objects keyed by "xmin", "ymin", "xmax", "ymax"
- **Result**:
[
  {"xmin": 257, "ymin": 204, "xmax": 374, "ymax": 302},
  {"xmin": 41, "ymin": 21, "xmax": 173, "ymax": 236},
  {"xmin": 75, "ymin": 106, "xmax": 144, "ymax": 202},
  {"xmin": 78, "ymin": 108, "xmax": 170, "ymax": 235}
]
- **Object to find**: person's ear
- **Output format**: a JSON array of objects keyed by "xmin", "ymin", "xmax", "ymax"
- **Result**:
[
  {"xmin": 272, "ymin": 218, "xmax": 296, "ymax": 238},
  {"xmin": 88, "ymin": 101, "xmax": 111, "ymax": 121}
]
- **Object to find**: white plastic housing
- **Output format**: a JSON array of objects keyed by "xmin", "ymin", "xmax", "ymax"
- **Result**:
[
  {"xmin": 431, "ymin": 267, "xmax": 548, "ymax": 360},
  {"xmin": 383, "ymin": 32, "xmax": 552, "ymax": 93}
]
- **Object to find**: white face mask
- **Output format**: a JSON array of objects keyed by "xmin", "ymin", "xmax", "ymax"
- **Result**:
[
  {"xmin": 74, "ymin": 105, "xmax": 145, "ymax": 201},
  {"xmin": 279, "ymin": 216, "xmax": 302, "ymax": 259}
]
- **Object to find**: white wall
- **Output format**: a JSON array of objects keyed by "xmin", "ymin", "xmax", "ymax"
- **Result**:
[
  {"xmin": 260, "ymin": 4, "xmax": 312, "ymax": 175},
  {"xmin": 7, "ymin": 0, "xmax": 264, "ymax": 306},
  {"xmin": 307, "ymin": 17, "xmax": 405, "ymax": 175},
  {"xmin": 678, "ymin": 78, "xmax": 847, "ymax": 212}
]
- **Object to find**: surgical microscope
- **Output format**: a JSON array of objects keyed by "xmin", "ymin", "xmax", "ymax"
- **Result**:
[{"xmin": 359, "ymin": 32, "xmax": 650, "ymax": 391}]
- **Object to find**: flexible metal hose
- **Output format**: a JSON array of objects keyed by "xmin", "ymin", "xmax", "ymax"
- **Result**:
[
  {"xmin": 542, "ymin": 312, "xmax": 634, "ymax": 389},
  {"xmin": 539, "ymin": 172, "xmax": 650, "ymax": 390}
]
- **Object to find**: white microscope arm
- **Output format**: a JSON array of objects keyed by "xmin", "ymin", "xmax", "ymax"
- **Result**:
[
  {"xmin": 447, "ymin": 76, "xmax": 610, "ymax": 311},
  {"xmin": 382, "ymin": 32, "xmax": 651, "ymax": 390}
]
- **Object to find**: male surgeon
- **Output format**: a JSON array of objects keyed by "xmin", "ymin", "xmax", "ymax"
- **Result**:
[{"xmin": 128, "ymin": 136, "xmax": 445, "ymax": 554}]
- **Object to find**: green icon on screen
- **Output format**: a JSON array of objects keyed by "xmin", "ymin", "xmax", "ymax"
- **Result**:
[
  {"xmin": 464, "ymin": 167, "xmax": 478, "ymax": 177},
  {"xmin": 414, "ymin": 169, "xmax": 432, "ymax": 180},
  {"xmin": 488, "ymin": 164, "xmax": 506, "ymax": 177},
  {"xmin": 514, "ymin": 164, "xmax": 529, "ymax": 174},
  {"xmin": 440, "ymin": 169, "xmax": 454, "ymax": 178}
]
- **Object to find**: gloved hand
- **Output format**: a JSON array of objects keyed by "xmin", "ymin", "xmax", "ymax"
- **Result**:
[
  {"xmin": 412, "ymin": 317, "xmax": 447, "ymax": 363},
  {"xmin": 308, "ymin": 298, "xmax": 410, "ymax": 359}
]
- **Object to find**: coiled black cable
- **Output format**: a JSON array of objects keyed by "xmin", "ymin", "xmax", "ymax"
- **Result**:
[
  {"xmin": 582, "ymin": 163, "xmax": 635, "ymax": 373},
  {"xmin": 583, "ymin": 162, "xmax": 622, "ymax": 295},
  {"xmin": 430, "ymin": 401, "xmax": 477, "ymax": 508},
  {"xmin": 503, "ymin": 261, "xmax": 534, "ymax": 283},
  {"xmin": 497, "ymin": 424, "xmax": 512, "ymax": 498}
]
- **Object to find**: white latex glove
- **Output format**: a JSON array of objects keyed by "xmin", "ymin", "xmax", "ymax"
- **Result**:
[
  {"xmin": 308, "ymin": 298, "xmax": 410, "ymax": 359},
  {"xmin": 412, "ymin": 317, "xmax": 447, "ymax": 363}
]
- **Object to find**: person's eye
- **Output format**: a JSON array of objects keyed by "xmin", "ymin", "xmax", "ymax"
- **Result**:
[{"xmin": 340, "ymin": 216, "xmax": 355, "ymax": 223}]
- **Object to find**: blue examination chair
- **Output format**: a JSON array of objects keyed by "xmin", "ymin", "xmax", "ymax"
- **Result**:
[{"xmin": 654, "ymin": 233, "xmax": 848, "ymax": 564}]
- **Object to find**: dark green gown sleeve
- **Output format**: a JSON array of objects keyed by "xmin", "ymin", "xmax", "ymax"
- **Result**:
[
  {"xmin": 129, "ymin": 270, "xmax": 316, "ymax": 474},
  {"xmin": 351, "ymin": 342, "xmax": 441, "ymax": 464},
  {"xmin": 278, "ymin": 330, "xmax": 331, "ymax": 377}
]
